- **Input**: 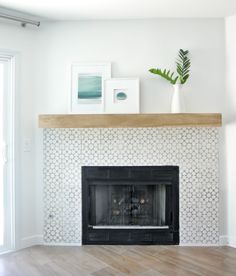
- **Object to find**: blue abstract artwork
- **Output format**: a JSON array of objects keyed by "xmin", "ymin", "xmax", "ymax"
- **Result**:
[{"xmin": 78, "ymin": 74, "xmax": 102, "ymax": 100}]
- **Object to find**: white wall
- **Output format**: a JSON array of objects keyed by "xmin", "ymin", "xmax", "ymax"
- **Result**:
[
  {"xmin": 224, "ymin": 15, "xmax": 236, "ymax": 247},
  {"xmin": 34, "ymin": 19, "xmax": 225, "ymax": 114},
  {"xmin": 34, "ymin": 19, "xmax": 225, "ymax": 238},
  {"xmin": 0, "ymin": 21, "xmax": 39, "ymax": 248}
]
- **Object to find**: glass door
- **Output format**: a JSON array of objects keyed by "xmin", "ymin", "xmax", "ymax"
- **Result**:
[
  {"xmin": 0, "ymin": 55, "xmax": 14, "ymax": 253},
  {"xmin": 0, "ymin": 61, "xmax": 4, "ymax": 248},
  {"xmin": 89, "ymin": 184, "xmax": 167, "ymax": 228}
]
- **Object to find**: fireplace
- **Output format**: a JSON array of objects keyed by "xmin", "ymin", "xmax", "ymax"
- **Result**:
[{"xmin": 82, "ymin": 166, "xmax": 179, "ymax": 245}]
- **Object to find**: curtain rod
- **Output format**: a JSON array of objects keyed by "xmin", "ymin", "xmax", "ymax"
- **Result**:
[{"xmin": 0, "ymin": 12, "xmax": 40, "ymax": 27}]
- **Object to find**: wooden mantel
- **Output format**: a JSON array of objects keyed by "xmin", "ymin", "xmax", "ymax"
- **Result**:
[{"xmin": 38, "ymin": 113, "xmax": 222, "ymax": 128}]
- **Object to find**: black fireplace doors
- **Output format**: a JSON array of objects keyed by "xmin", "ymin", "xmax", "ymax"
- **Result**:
[{"xmin": 82, "ymin": 166, "xmax": 179, "ymax": 245}]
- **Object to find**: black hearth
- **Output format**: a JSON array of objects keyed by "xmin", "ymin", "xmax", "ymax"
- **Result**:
[{"xmin": 82, "ymin": 166, "xmax": 179, "ymax": 245}]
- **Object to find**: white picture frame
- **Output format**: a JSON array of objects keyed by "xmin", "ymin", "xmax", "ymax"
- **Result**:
[
  {"xmin": 104, "ymin": 78, "xmax": 140, "ymax": 114},
  {"xmin": 70, "ymin": 63, "xmax": 111, "ymax": 113}
]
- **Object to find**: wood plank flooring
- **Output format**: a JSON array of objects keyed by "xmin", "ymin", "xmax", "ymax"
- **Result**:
[{"xmin": 0, "ymin": 245, "xmax": 236, "ymax": 276}]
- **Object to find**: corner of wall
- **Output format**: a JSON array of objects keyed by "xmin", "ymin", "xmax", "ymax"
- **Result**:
[
  {"xmin": 220, "ymin": 235, "xmax": 236, "ymax": 248},
  {"xmin": 20, "ymin": 235, "xmax": 43, "ymax": 249}
]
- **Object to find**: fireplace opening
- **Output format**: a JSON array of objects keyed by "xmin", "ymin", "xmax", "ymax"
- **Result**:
[
  {"xmin": 82, "ymin": 166, "xmax": 179, "ymax": 245},
  {"xmin": 90, "ymin": 184, "xmax": 168, "ymax": 229}
]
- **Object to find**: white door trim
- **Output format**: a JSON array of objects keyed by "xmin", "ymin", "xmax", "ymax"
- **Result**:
[{"xmin": 0, "ymin": 51, "xmax": 17, "ymax": 253}]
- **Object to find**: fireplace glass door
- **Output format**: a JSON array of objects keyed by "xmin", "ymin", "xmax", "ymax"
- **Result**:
[{"xmin": 89, "ymin": 183, "xmax": 171, "ymax": 228}]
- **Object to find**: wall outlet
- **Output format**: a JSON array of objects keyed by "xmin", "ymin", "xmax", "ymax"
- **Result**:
[{"xmin": 23, "ymin": 139, "xmax": 31, "ymax": 152}]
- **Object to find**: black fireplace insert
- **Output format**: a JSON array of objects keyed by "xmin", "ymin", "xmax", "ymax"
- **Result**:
[{"xmin": 82, "ymin": 166, "xmax": 179, "ymax": 245}]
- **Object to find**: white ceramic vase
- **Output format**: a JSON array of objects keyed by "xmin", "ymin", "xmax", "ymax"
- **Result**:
[{"xmin": 171, "ymin": 84, "xmax": 186, "ymax": 113}]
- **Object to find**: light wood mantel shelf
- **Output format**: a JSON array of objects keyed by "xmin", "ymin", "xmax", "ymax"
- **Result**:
[{"xmin": 38, "ymin": 113, "xmax": 222, "ymax": 128}]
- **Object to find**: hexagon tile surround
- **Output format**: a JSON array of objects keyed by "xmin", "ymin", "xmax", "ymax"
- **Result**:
[{"xmin": 43, "ymin": 128, "xmax": 220, "ymax": 245}]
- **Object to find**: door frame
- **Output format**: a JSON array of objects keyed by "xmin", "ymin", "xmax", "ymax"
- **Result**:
[{"xmin": 0, "ymin": 51, "xmax": 17, "ymax": 253}]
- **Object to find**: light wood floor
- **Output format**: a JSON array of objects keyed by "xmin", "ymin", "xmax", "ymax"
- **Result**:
[{"xmin": 0, "ymin": 245, "xmax": 236, "ymax": 276}]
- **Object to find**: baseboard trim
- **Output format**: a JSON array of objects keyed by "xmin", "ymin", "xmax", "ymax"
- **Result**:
[
  {"xmin": 20, "ymin": 235, "xmax": 43, "ymax": 249},
  {"xmin": 228, "ymin": 236, "xmax": 236, "ymax": 248},
  {"xmin": 0, "ymin": 249, "xmax": 15, "ymax": 256},
  {"xmin": 219, "ymin": 235, "xmax": 236, "ymax": 248}
]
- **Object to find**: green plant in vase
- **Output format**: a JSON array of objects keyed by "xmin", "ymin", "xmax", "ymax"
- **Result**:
[{"xmin": 149, "ymin": 49, "xmax": 191, "ymax": 112}]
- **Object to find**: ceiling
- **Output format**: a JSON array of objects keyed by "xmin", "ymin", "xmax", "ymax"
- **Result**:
[{"xmin": 0, "ymin": 0, "xmax": 236, "ymax": 20}]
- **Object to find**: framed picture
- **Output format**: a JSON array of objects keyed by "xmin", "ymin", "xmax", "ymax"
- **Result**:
[
  {"xmin": 104, "ymin": 78, "xmax": 140, "ymax": 114},
  {"xmin": 70, "ymin": 63, "xmax": 111, "ymax": 113}
]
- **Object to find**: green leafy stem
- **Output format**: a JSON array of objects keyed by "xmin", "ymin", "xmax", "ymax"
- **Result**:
[
  {"xmin": 149, "ymin": 49, "xmax": 191, "ymax": 85},
  {"xmin": 149, "ymin": 68, "xmax": 178, "ymax": 85}
]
